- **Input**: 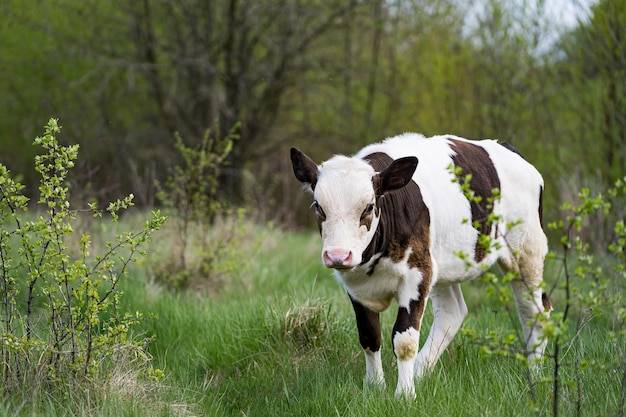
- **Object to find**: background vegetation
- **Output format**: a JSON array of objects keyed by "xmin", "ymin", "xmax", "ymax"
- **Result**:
[
  {"xmin": 1, "ymin": 0, "xmax": 624, "ymax": 223},
  {"xmin": 0, "ymin": 0, "xmax": 625, "ymax": 416}
]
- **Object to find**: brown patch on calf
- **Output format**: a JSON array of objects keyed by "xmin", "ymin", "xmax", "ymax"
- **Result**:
[
  {"xmin": 361, "ymin": 153, "xmax": 431, "ymax": 273},
  {"xmin": 392, "ymin": 235, "xmax": 433, "ymax": 338},
  {"xmin": 393, "ymin": 287, "xmax": 429, "ymax": 338},
  {"xmin": 360, "ymin": 217, "xmax": 372, "ymax": 231},
  {"xmin": 449, "ymin": 139, "xmax": 501, "ymax": 263},
  {"xmin": 361, "ymin": 152, "xmax": 433, "ymax": 341}
]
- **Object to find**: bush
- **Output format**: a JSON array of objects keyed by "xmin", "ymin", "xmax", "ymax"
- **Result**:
[
  {"xmin": 543, "ymin": 178, "xmax": 626, "ymax": 416},
  {"xmin": 456, "ymin": 170, "xmax": 626, "ymax": 416},
  {"xmin": 0, "ymin": 119, "xmax": 166, "ymax": 398},
  {"xmin": 154, "ymin": 122, "xmax": 249, "ymax": 292}
]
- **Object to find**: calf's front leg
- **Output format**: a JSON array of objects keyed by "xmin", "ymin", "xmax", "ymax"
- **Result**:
[
  {"xmin": 349, "ymin": 296, "xmax": 385, "ymax": 387},
  {"xmin": 392, "ymin": 290, "xmax": 429, "ymax": 398}
]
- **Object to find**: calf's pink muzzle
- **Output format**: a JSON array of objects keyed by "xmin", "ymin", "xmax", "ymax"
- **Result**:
[{"xmin": 323, "ymin": 249, "xmax": 354, "ymax": 269}]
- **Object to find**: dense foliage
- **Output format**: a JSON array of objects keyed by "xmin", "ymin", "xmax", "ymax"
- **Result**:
[
  {"xmin": 0, "ymin": 119, "xmax": 165, "ymax": 403},
  {"xmin": 0, "ymin": 0, "xmax": 624, "ymax": 225}
]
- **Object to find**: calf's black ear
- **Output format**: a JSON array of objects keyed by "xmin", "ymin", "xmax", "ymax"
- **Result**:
[
  {"xmin": 376, "ymin": 156, "xmax": 418, "ymax": 194},
  {"xmin": 290, "ymin": 147, "xmax": 319, "ymax": 189}
]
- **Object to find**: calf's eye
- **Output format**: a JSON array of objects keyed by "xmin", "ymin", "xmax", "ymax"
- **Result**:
[
  {"xmin": 361, "ymin": 203, "xmax": 374, "ymax": 218},
  {"xmin": 312, "ymin": 200, "xmax": 326, "ymax": 220}
]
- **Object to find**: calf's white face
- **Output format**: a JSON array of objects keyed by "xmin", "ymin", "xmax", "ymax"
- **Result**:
[
  {"xmin": 290, "ymin": 148, "xmax": 418, "ymax": 269},
  {"xmin": 312, "ymin": 155, "xmax": 379, "ymax": 268}
]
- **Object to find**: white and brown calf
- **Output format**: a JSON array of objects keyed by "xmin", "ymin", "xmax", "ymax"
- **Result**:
[{"xmin": 290, "ymin": 133, "xmax": 552, "ymax": 397}]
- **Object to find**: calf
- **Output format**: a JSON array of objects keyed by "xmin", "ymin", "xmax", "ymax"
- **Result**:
[{"xmin": 290, "ymin": 133, "xmax": 551, "ymax": 397}]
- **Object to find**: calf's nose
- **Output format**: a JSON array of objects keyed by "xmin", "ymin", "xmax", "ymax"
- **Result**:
[{"xmin": 323, "ymin": 249, "xmax": 353, "ymax": 268}]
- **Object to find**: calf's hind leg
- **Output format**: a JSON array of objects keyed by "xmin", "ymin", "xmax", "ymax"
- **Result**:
[
  {"xmin": 414, "ymin": 284, "xmax": 468, "ymax": 379},
  {"xmin": 511, "ymin": 280, "xmax": 551, "ymax": 362},
  {"xmin": 506, "ymin": 241, "xmax": 552, "ymax": 363}
]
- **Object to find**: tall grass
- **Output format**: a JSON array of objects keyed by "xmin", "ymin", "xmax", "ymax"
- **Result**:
[{"xmin": 4, "ymin": 220, "xmax": 623, "ymax": 416}]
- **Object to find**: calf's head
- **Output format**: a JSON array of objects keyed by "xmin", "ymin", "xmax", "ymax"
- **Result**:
[{"xmin": 290, "ymin": 147, "xmax": 418, "ymax": 269}]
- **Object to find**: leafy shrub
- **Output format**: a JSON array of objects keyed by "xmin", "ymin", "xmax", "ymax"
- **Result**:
[
  {"xmin": 0, "ymin": 119, "xmax": 165, "ymax": 397},
  {"xmin": 154, "ymin": 122, "xmax": 249, "ymax": 292},
  {"xmin": 543, "ymin": 178, "xmax": 626, "ymax": 416},
  {"xmin": 452, "ymin": 163, "xmax": 626, "ymax": 416}
]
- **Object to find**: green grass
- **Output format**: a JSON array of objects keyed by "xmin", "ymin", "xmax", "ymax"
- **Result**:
[{"xmin": 5, "ymin": 222, "xmax": 625, "ymax": 416}]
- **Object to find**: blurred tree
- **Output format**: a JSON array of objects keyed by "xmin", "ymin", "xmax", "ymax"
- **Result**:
[
  {"xmin": 0, "ymin": 1, "xmax": 157, "ymax": 203},
  {"xmin": 0, "ymin": 0, "xmax": 369, "ymax": 204},
  {"xmin": 94, "ymin": 0, "xmax": 370, "ymax": 200},
  {"xmin": 1, "ymin": 0, "xmax": 622, "ymax": 227},
  {"xmin": 562, "ymin": 0, "xmax": 626, "ymax": 182}
]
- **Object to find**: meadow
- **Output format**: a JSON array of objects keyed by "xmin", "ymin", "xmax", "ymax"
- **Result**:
[
  {"xmin": 1, "ymin": 124, "xmax": 623, "ymax": 416},
  {"xmin": 5, "ymin": 214, "xmax": 621, "ymax": 417}
]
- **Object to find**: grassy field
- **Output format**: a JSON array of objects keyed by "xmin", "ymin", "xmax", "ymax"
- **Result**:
[{"xmin": 5, "ymin": 219, "xmax": 624, "ymax": 417}]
